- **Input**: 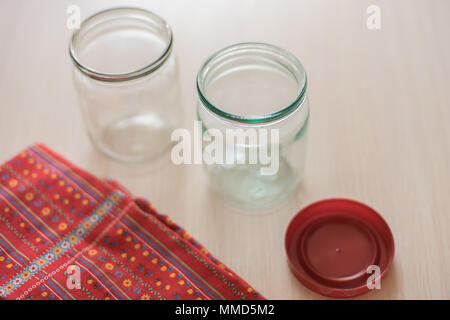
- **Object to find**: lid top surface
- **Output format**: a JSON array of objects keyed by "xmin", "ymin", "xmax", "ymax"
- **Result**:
[{"xmin": 285, "ymin": 199, "xmax": 395, "ymax": 298}]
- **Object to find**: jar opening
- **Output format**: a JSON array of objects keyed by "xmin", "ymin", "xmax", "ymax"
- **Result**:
[
  {"xmin": 69, "ymin": 7, "xmax": 173, "ymax": 82},
  {"xmin": 197, "ymin": 43, "xmax": 307, "ymax": 123}
]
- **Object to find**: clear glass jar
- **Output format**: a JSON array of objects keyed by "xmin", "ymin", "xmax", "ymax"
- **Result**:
[
  {"xmin": 197, "ymin": 43, "xmax": 309, "ymax": 209},
  {"xmin": 70, "ymin": 8, "xmax": 181, "ymax": 162}
]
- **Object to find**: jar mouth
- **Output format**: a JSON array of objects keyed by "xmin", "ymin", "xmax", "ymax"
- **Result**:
[
  {"xmin": 197, "ymin": 42, "xmax": 307, "ymax": 124},
  {"xmin": 69, "ymin": 7, "xmax": 173, "ymax": 82}
]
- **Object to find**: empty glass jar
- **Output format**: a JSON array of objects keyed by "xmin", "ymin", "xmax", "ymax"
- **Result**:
[
  {"xmin": 70, "ymin": 8, "xmax": 181, "ymax": 162},
  {"xmin": 197, "ymin": 43, "xmax": 309, "ymax": 209}
]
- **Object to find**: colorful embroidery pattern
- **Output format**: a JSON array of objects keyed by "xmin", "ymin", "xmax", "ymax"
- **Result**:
[
  {"xmin": 0, "ymin": 191, "xmax": 123, "ymax": 297},
  {"xmin": 0, "ymin": 144, "xmax": 264, "ymax": 300}
]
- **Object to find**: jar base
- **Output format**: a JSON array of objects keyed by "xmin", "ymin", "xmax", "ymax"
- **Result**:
[
  {"xmin": 94, "ymin": 112, "xmax": 174, "ymax": 163},
  {"xmin": 207, "ymin": 157, "xmax": 301, "ymax": 211}
]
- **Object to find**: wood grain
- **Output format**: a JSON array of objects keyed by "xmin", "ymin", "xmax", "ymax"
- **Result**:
[{"xmin": 0, "ymin": 0, "xmax": 449, "ymax": 299}]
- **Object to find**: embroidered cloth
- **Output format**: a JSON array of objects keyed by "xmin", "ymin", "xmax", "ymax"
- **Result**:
[{"xmin": 0, "ymin": 144, "xmax": 263, "ymax": 300}]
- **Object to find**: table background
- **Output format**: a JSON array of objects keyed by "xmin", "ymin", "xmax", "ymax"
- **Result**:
[{"xmin": 1, "ymin": 0, "xmax": 449, "ymax": 299}]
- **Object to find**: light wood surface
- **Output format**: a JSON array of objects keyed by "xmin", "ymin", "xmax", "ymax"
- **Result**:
[{"xmin": 1, "ymin": 0, "xmax": 449, "ymax": 299}]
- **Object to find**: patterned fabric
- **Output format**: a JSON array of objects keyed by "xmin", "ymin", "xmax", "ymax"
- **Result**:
[{"xmin": 0, "ymin": 144, "xmax": 264, "ymax": 300}]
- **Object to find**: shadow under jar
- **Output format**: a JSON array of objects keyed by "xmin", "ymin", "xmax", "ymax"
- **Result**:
[
  {"xmin": 197, "ymin": 43, "xmax": 309, "ymax": 210},
  {"xmin": 70, "ymin": 8, "xmax": 181, "ymax": 163}
]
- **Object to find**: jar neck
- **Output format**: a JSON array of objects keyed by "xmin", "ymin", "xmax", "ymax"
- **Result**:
[
  {"xmin": 69, "ymin": 7, "xmax": 173, "ymax": 82},
  {"xmin": 197, "ymin": 42, "xmax": 307, "ymax": 124}
]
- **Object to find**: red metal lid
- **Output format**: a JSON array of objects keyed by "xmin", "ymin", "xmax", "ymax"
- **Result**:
[{"xmin": 285, "ymin": 199, "xmax": 395, "ymax": 298}]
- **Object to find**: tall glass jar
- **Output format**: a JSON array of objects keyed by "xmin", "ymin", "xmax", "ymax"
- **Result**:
[
  {"xmin": 197, "ymin": 43, "xmax": 309, "ymax": 209},
  {"xmin": 70, "ymin": 8, "xmax": 181, "ymax": 162}
]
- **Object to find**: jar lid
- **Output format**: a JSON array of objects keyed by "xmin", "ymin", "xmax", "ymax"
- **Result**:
[{"xmin": 285, "ymin": 199, "xmax": 395, "ymax": 298}]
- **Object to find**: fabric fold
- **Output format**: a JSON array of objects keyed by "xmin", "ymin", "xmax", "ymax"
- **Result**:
[{"xmin": 0, "ymin": 143, "xmax": 264, "ymax": 300}]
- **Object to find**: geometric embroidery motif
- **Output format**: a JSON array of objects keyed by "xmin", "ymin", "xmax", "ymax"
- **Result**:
[{"xmin": 0, "ymin": 191, "xmax": 124, "ymax": 297}]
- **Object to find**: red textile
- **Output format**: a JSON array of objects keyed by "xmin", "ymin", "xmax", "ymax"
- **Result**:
[{"xmin": 0, "ymin": 144, "xmax": 264, "ymax": 300}]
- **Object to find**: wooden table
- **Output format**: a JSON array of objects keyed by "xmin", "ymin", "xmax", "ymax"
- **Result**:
[{"xmin": 1, "ymin": 0, "xmax": 449, "ymax": 299}]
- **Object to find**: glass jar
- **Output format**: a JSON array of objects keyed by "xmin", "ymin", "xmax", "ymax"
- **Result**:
[
  {"xmin": 197, "ymin": 43, "xmax": 309, "ymax": 209},
  {"xmin": 70, "ymin": 8, "xmax": 181, "ymax": 162}
]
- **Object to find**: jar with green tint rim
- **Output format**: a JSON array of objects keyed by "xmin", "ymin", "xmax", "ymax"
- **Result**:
[{"xmin": 197, "ymin": 42, "xmax": 309, "ymax": 210}]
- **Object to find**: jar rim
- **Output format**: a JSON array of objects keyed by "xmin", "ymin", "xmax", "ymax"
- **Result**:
[
  {"xmin": 69, "ymin": 7, "xmax": 173, "ymax": 82},
  {"xmin": 196, "ymin": 42, "xmax": 308, "ymax": 124}
]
